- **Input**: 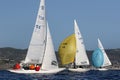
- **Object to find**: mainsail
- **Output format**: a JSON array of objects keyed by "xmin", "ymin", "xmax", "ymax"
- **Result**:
[
  {"xmin": 24, "ymin": 0, "xmax": 46, "ymax": 64},
  {"xmin": 98, "ymin": 38, "xmax": 112, "ymax": 67},
  {"xmin": 74, "ymin": 20, "xmax": 89, "ymax": 66},
  {"xmin": 41, "ymin": 22, "xmax": 58, "ymax": 70}
]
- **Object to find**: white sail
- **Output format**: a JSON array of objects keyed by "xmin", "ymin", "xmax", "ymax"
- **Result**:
[
  {"xmin": 24, "ymin": 0, "xmax": 46, "ymax": 64},
  {"xmin": 98, "ymin": 38, "xmax": 112, "ymax": 67},
  {"xmin": 41, "ymin": 22, "xmax": 58, "ymax": 70},
  {"xmin": 8, "ymin": 0, "xmax": 66, "ymax": 73},
  {"xmin": 74, "ymin": 20, "xmax": 89, "ymax": 66}
]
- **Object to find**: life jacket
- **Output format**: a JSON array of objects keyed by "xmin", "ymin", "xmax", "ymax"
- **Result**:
[
  {"xmin": 29, "ymin": 64, "xmax": 35, "ymax": 70},
  {"xmin": 14, "ymin": 63, "xmax": 21, "ymax": 69},
  {"xmin": 35, "ymin": 65, "xmax": 41, "ymax": 71}
]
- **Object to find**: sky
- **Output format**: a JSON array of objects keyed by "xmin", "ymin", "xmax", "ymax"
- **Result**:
[{"xmin": 0, "ymin": 0, "xmax": 120, "ymax": 51}]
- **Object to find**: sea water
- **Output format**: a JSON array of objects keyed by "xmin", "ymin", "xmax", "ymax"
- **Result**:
[{"xmin": 0, "ymin": 70, "xmax": 120, "ymax": 80}]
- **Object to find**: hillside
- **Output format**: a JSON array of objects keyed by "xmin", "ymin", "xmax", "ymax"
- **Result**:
[{"xmin": 0, "ymin": 47, "xmax": 120, "ymax": 69}]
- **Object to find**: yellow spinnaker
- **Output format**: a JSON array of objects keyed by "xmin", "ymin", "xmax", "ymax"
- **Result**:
[{"xmin": 58, "ymin": 34, "xmax": 76, "ymax": 65}]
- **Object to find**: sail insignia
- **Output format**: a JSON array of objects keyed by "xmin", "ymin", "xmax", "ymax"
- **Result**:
[
  {"xmin": 51, "ymin": 61, "xmax": 58, "ymax": 66},
  {"xmin": 39, "ymin": 15, "xmax": 45, "ymax": 20}
]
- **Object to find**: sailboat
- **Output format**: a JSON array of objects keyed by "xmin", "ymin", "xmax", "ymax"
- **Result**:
[
  {"xmin": 92, "ymin": 38, "xmax": 112, "ymax": 71},
  {"xmin": 8, "ymin": 0, "xmax": 65, "ymax": 74},
  {"xmin": 98, "ymin": 38, "xmax": 112, "ymax": 70},
  {"xmin": 68, "ymin": 20, "xmax": 90, "ymax": 72}
]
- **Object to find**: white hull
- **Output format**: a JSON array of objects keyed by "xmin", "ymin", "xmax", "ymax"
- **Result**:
[
  {"xmin": 8, "ymin": 68, "xmax": 65, "ymax": 74},
  {"xmin": 91, "ymin": 68, "xmax": 108, "ymax": 71},
  {"xmin": 68, "ymin": 68, "xmax": 89, "ymax": 72},
  {"xmin": 98, "ymin": 68, "xmax": 108, "ymax": 71}
]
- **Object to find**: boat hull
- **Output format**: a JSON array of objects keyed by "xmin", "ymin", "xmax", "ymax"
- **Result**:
[
  {"xmin": 8, "ymin": 68, "xmax": 65, "ymax": 74},
  {"xmin": 68, "ymin": 68, "xmax": 90, "ymax": 72},
  {"xmin": 91, "ymin": 68, "xmax": 108, "ymax": 71},
  {"xmin": 98, "ymin": 68, "xmax": 108, "ymax": 71}
]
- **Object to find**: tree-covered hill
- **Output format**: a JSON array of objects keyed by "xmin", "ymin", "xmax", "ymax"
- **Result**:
[{"xmin": 0, "ymin": 47, "xmax": 120, "ymax": 69}]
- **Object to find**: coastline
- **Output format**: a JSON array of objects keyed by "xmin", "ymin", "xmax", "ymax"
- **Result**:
[
  {"xmin": 0, "ymin": 62, "xmax": 120, "ymax": 70},
  {"xmin": 0, "ymin": 47, "xmax": 120, "ymax": 70}
]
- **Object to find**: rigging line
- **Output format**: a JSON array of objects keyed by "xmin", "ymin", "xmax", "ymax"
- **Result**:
[{"xmin": 40, "ymin": 22, "xmax": 47, "ymax": 69}]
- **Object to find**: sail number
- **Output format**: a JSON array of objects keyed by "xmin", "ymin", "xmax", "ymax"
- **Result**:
[
  {"xmin": 81, "ymin": 61, "xmax": 87, "ymax": 64},
  {"xmin": 41, "ymin": 6, "xmax": 44, "ymax": 10},
  {"xmin": 39, "ymin": 15, "xmax": 44, "ymax": 20},
  {"xmin": 36, "ymin": 25, "xmax": 41, "ymax": 29},
  {"xmin": 31, "ymin": 59, "xmax": 39, "ymax": 63},
  {"xmin": 35, "ymin": 24, "xmax": 45, "ymax": 29}
]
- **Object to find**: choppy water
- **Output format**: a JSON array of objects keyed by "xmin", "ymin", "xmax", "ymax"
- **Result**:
[{"xmin": 0, "ymin": 70, "xmax": 120, "ymax": 80}]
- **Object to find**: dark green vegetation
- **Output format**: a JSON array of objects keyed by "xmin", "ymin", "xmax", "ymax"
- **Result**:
[
  {"xmin": 0, "ymin": 47, "xmax": 27, "ymax": 69},
  {"xmin": 87, "ymin": 49, "xmax": 120, "ymax": 69},
  {"xmin": 0, "ymin": 47, "xmax": 120, "ymax": 69}
]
